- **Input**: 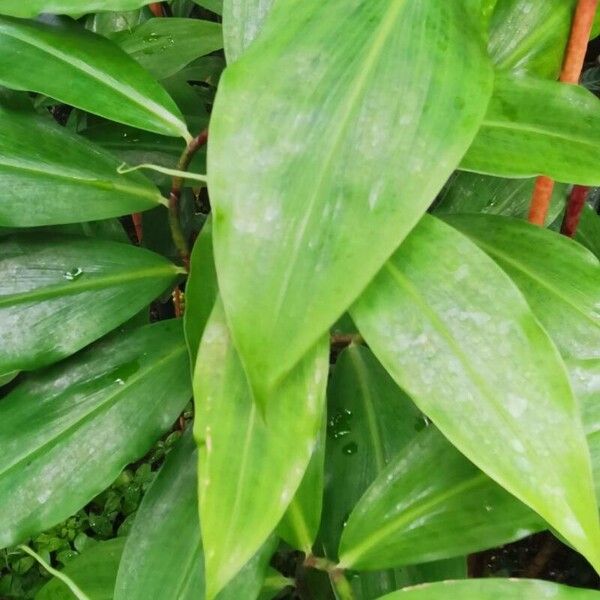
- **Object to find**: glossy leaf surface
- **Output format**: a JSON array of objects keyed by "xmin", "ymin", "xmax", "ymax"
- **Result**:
[
  {"xmin": 379, "ymin": 579, "xmax": 600, "ymax": 600},
  {"xmin": 37, "ymin": 538, "xmax": 124, "ymax": 600},
  {"xmin": 114, "ymin": 18, "xmax": 223, "ymax": 79},
  {"xmin": 321, "ymin": 345, "xmax": 421, "ymax": 558},
  {"xmin": 351, "ymin": 215, "xmax": 600, "ymax": 570},
  {"xmin": 193, "ymin": 300, "xmax": 328, "ymax": 599},
  {"xmin": 0, "ymin": 320, "xmax": 190, "ymax": 549},
  {"xmin": 488, "ymin": 0, "xmax": 576, "ymax": 78},
  {"xmin": 209, "ymin": 0, "xmax": 493, "ymax": 401},
  {"xmin": 222, "ymin": 0, "xmax": 274, "ymax": 63},
  {"xmin": 338, "ymin": 427, "xmax": 542, "ymax": 570},
  {"xmin": 445, "ymin": 214, "xmax": 600, "ymax": 361},
  {"xmin": 0, "ymin": 235, "xmax": 181, "ymax": 374},
  {"xmin": 0, "ymin": 16, "xmax": 189, "ymax": 138},
  {"xmin": 0, "ymin": 106, "xmax": 164, "ymax": 227},
  {"xmin": 184, "ymin": 221, "xmax": 218, "ymax": 369},
  {"xmin": 462, "ymin": 75, "xmax": 600, "ymax": 184},
  {"xmin": 0, "ymin": 1, "xmax": 155, "ymax": 17},
  {"xmin": 435, "ymin": 171, "xmax": 566, "ymax": 226}
]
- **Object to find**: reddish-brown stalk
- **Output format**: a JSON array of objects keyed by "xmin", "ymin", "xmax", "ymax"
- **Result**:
[{"xmin": 528, "ymin": 0, "xmax": 598, "ymax": 226}]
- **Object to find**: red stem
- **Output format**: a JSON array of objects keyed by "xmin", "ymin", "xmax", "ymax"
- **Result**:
[
  {"xmin": 561, "ymin": 184, "xmax": 590, "ymax": 236},
  {"xmin": 528, "ymin": 0, "xmax": 598, "ymax": 226},
  {"xmin": 149, "ymin": 3, "xmax": 164, "ymax": 17}
]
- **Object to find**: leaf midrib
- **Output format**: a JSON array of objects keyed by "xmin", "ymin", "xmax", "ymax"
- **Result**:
[
  {"xmin": 0, "ymin": 343, "xmax": 187, "ymax": 481},
  {"xmin": 0, "ymin": 25, "xmax": 185, "ymax": 137},
  {"xmin": 0, "ymin": 263, "xmax": 179, "ymax": 308},
  {"xmin": 339, "ymin": 472, "xmax": 488, "ymax": 568},
  {"xmin": 271, "ymin": 0, "xmax": 409, "ymax": 327}
]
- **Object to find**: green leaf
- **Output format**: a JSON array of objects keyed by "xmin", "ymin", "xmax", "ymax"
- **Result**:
[
  {"xmin": 193, "ymin": 300, "xmax": 328, "ymax": 599},
  {"xmin": 320, "ymin": 345, "xmax": 421, "ymax": 558},
  {"xmin": 114, "ymin": 432, "xmax": 202, "ymax": 600},
  {"xmin": 115, "ymin": 430, "xmax": 277, "ymax": 600},
  {"xmin": 575, "ymin": 204, "xmax": 600, "ymax": 260},
  {"xmin": 113, "ymin": 18, "xmax": 223, "ymax": 80},
  {"xmin": 350, "ymin": 215, "xmax": 600, "ymax": 570},
  {"xmin": 0, "ymin": 106, "xmax": 165, "ymax": 227},
  {"xmin": 0, "ymin": 16, "xmax": 189, "ymax": 139},
  {"xmin": 444, "ymin": 214, "xmax": 600, "ymax": 361},
  {"xmin": 209, "ymin": 0, "xmax": 493, "ymax": 402},
  {"xmin": 338, "ymin": 427, "xmax": 543, "ymax": 571},
  {"xmin": 0, "ymin": 1, "xmax": 156, "ymax": 17},
  {"xmin": 222, "ymin": 0, "xmax": 274, "ymax": 63},
  {"xmin": 36, "ymin": 538, "xmax": 125, "ymax": 600},
  {"xmin": 194, "ymin": 0, "xmax": 223, "ymax": 15},
  {"xmin": 377, "ymin": 579, "xmax": 600, "ymax": 600},
  {"xmin": 278, "ymin": 422, "xmax": 325, "ymax": 553},
  {"xmin": 434, "ymin": 171, "xmax": 567, "ymax": 226},
  {"xmin": 184, "ymin": 220, "xmax": 218, "ymax": 369},
  {"xmin": 461, "ymin": 74, "xmax": 600, "ymax": 184},
  {"xmin": 0, "ymin": 235, "xmax": 181, "ymax": 374},
  {"xmin": 0, "ymin": 319, "xmax": 191, "ymax": 549},
  {"xmin": 488, "ymin": 0, "xmax": 576, "ymax": 78}
]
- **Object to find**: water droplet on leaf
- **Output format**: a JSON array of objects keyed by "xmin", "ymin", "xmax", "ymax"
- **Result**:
[{"xmin": 64, "ymin": 267, "xmax": 83, "ymax": 281}]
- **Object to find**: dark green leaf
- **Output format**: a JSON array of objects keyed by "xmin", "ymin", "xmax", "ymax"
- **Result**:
[
  {"xmin": 36, "ymin": 538, "xmax": 125, "ymax": 600},
  {"xmin": 434, "ymin": 171, "xmax": 566, "ymax": 225},
  {"xmin": 194, "ymin": 0, "xmax": 223, "ymax": 15},
  {"xmin": 0, "ymin": 16, "xmax": 189, "ymax": 138},
  {"xmin": 378, "ymin": 579, "xmax": 600, "ymax": 600},
  {"xmin": 0, "ymin": 320, "xmax": 191, "ymax": 549},
  {"xmin": 0, "ymin": 1, "xmax": 155, "ymax": 17},
  {"xmin": 461, "ymin": 74, "xmax": 600, "ymax": 184},
  {"xmin": 113, "ymin": 18, "xmax": 223, "ymax": 80},
  {"xmin": 193, "ymin": 300, "xmax": 328, "ymax": 599},
  {"xmin": 321, "ymin": 345, "xmax": 421, "ymax": 558},
  {"xmin": 575, "ymin": 204, "xmax": 600, "ymax": 260},
  {"xmin": 337, "ymin": 427, "xmax": 542, "ymax": 571},
  {"xmin": 184, "ymin": 220, "xmax": 218, "ymax": 369},
  {"xmin": 0, "ymin": 106, "xmax": 165, "ymax": 227},
  {"xmin": 209, "ymin": 0, "xmax": 493, "ymax": 403},
  {"xmin": 0, "ymin": 235, "xmax": 181, "ymax": 373},
  {"xmin": 351, "ymin": 215, "xmax": 600, "ymax": 569},
  {"xmin": 488, "ymin": 0, "xmax": 576, "ymax": 78}
]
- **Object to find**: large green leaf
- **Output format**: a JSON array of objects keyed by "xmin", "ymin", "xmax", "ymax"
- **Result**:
[
  {"xmin": 113, "ymin": 18, "xmax": 223, "ymax": 79},
  {"xmin": 115, "ymin": 430, "xmax": 275, "ymax": 600},
  {"xmin": 184, "ymin": 220, "xmax": 218, "ymax": 369},
  {"xmin": 338, "ymin": 427, "xmax": 543, "ymax": 571},
  {"xmin": 193, "ymin": 300, "xmax": 328, "ymax": 599},
  {"xmin": 0, "ymin": 106, "xmax": 165, "ymax": 227},
  {"xmin": 114, "ymin": 432, "xmax": 202, "ymax": 600},
  {"xmin": 0, "ymin": 320, "xmax": 191, "ymax": 549},
  {"xmin": 378, "ymin": 579, "xmax": 600, "ymax": 600},
  {"xmin": 575, "ymin": 204, "xmax": 600, "ymax": 259},
  {"xmin": 444, "ymin": 214, "xmax": 600, "ymax": 362},
  {"xmin": 209, "ymin": 0, "xmax": 493, "ymax": 402},
  {"xmin": 351, "ymin": 215, "xmax": 600, "ymax": 570},
  {"xmin": 488, "ymin": 0, "xmax": 576, "ymax": 78},
  {"xmin": 278, "ymin": 422, "xmax": 325, "ymax": 553},
  {"xmin": 222, "ymin": 0, "xmax": 274, "ymax": 63},
  {"xmin": 434, "ymin": 171, "xmax": 566, "ymax": 225},
  {"xmin": 0, "ymin": 1, "xmax": 155, "ymax": 17},
  {"xmin": 320, "ymin": 345, "xmax": 421, "ymax": 558},
  {"xmin": 0, "ymin": 16, "xmax": 189, "ymax": 139},
  {"xmin": 461, "ymin": 74, "xmax": 600, "ymax": 184},
  {"xmin": 36, "ymin": 538, "xmax": 125, "ymax": 600},
  {"xmin": 0, "ymin": 235, "xmax": 182, "ymax": 374}
]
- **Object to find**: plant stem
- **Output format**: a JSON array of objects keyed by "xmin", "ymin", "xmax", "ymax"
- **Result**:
[
  {"xmin": 148, "ymin": 2, "xmax": 164, "ymax": 17},
  {"xmin": 561, "ymin": 184, "xmax": 589, "ymax": 236},
  {"xmin": 528, "ymin": 0, "xmax": 598, "ymax": 226},
  {"xmin": 304, "ymin": 555, "xmax": 356, "ymax": 600},
  {"xmin": 168, "ymin": 130, "xmax": 209, "ymax": 270}
]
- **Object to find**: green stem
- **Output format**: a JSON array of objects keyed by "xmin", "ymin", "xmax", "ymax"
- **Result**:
[
  {"xmin": 168, "ymin": 129, "xmax": 208, "ymax": 269},
  {"xmin": 304, "ymin": 555, "xmax": 355, "ymax": 600}
]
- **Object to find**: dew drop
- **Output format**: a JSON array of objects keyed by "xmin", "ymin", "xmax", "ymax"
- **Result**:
[
  {"xmin": 64, "ymin": 267, "xmax": 83, "ymax": 281},
  {"xmin": 342, "ymin": 442, "xmax": 358, "ymax": 456}
]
